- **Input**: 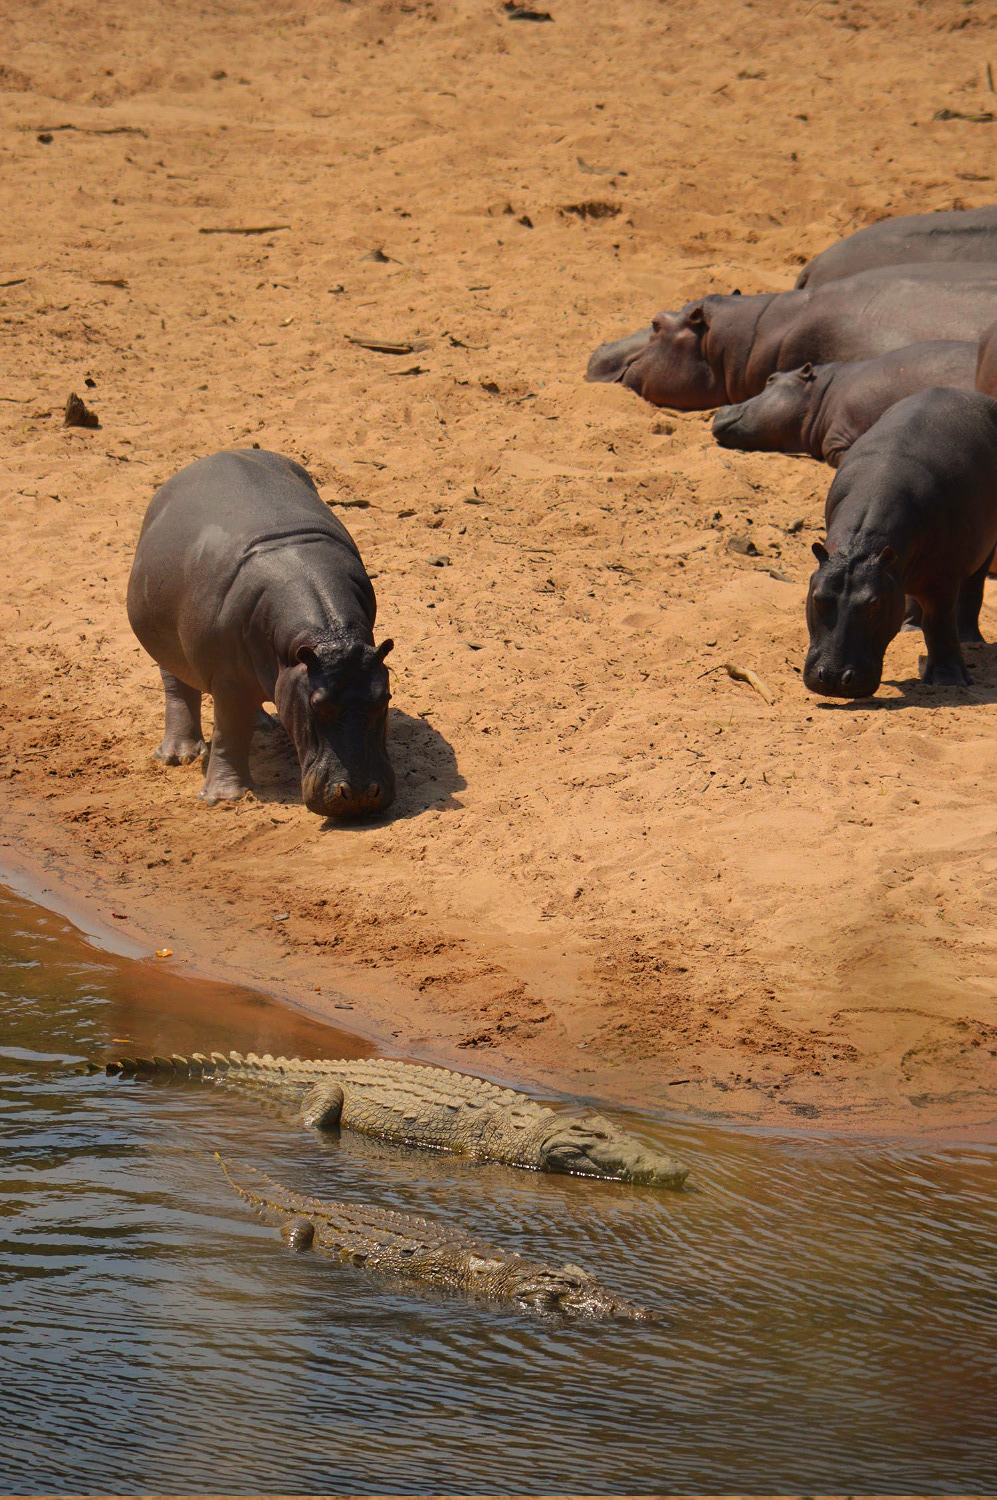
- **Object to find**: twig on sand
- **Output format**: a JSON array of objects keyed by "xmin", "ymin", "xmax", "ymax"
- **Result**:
[
  {"xmin": 724, "ymin": 661, "xmax": 776, "ymax": 704},
  {"xmin": 28, "ymin": 123, "xmax": 149, "ymax": 136},
  {"xmin": 345, "ymin": 334, "xmax": 429, "ymax": 354},
  {"xmin": 199, "ymin": 224, "xmax": 290, "ymax": 236}
]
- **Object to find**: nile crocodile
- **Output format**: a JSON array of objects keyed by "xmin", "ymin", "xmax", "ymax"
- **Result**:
[
  {"xmin": 219, "ymin": 1156, "xmax": 655, "ymax": 1321},
  {"xmin": 92, "ymin": 1050, "xmax": 687, "ymax": 1187}
]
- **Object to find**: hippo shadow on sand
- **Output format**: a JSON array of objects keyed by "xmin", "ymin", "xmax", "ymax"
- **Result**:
[
  {"xmin": 813, "ymin": 639, "xmax": 997, "ymax": 713},
  {"xmin": 246, "ymin": 705, "xmax": 464, "ymax": 823}
]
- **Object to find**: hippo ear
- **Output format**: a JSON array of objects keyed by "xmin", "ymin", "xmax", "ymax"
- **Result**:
[
  {"xmin": 296, "ymin": 645, "xmax": 319, "ymax": 670},
  {"xmin": 812, "ymin": 541, "xmax": 829, "ymax": 564},
  {"xmin": 800, "ymin": 362, "xmax": 816, "ymax": 381},
  {"xmin": 687, "ymin": 304, "xmax": 706, "ymax": 328},
  {"xmin": 375, "ymin": 638, "xmax": 394, "ymax": 662},
  {"xmin": 731, "ymin": 288, "xmax": 741, "ymax": 296}
]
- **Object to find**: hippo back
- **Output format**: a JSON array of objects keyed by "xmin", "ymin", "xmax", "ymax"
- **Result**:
[{"xmin": 797, "ymin": 205, "xmax": 997, "ymax": 289}]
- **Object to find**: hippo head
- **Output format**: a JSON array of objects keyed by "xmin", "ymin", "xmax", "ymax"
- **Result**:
[
  {"xmin": 538, "ymin": 1114, "xmax": 688, "ymax": 1187},
  {"xmin": 713, "ymin": 362, "xmax": 818, "ymax": 454},
  {"xmin": 586, "ymin": 298, "xmax": 732, "ymax": 409},
  {"xmin": 276, "ymin": 631, "xmax": 395, "ymax": 819},
  {"xmin": 803, "ymin": 542, "xmax": 905, "ymax": 699}
]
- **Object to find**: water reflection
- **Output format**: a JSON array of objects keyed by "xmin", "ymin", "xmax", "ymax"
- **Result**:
[{"xmin": 1, "ymin": 882, "xmax": 995, "ymax": 1493}]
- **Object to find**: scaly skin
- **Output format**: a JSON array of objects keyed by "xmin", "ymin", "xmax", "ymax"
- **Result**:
[
  {"xmin": 218, "ymin": 1157, "xmax": 655, "ymax": 1321},
  {"xmin": 91, "ymin": 1050, "xmax": 688, "ymax": 1187}
]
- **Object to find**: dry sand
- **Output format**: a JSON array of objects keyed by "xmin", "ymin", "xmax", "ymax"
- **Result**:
[{"xmin": 2, "ymin": 0, "xmax": 997, "ymax": 1136}]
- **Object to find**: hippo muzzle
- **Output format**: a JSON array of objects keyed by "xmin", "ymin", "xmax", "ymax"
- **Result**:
[
  {"xmin": 802, "ymin": 646, "xmax": 883, "ymax": 700},
  {"xmin": 712, "ymin": 403, "xmax": 750, "ymax": 447}
]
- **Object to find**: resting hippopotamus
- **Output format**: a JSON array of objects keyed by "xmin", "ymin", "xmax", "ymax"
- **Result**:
[
  {"xmin": 804, "ymin": 388, "xmax": 997, "ymax": 699},
  {"xmin": 796, "ymin": 205, "xmax": 997, "ymax": 290},
  {"xmin": 713, "ymin": 340, "xmax": 977, "ymax": 466},
  {"xmin": 127, "ymin": 448, "xmax": 395, "ymax": 817},
  {"xmin": 586, "ymin": 263, "xmax": 997, "ymax": 411},
  {"xmin": 976, "ymin": 320, "xmax": 997, "ymax": 397}
]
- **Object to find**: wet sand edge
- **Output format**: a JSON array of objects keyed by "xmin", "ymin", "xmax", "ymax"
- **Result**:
[{"xmin": 2, "ymin": 786, "xmax": 994, "ymax": 1146}]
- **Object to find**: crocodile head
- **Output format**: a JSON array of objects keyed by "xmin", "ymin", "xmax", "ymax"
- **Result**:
[
  {"xmin": 538, "ymin": 1114, "xmax": 688, "ymax": 1187},
  {"xmin": 512, "ymin": 1264, "xmax": 654, "ymax": 1322}
]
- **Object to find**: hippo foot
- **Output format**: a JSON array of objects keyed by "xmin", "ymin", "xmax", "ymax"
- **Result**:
[
  {"xmin": 921, "ymin": 657, "xmax": 971, "ymax": 688},
  {"xmin": 198, "ymin": 774, "xmax": 255, "ymax": 805},
  {"xmin": 958, "ymin": 623, "xmax": 986, "ymax": 646},
  {"xmin": 154, "ymin": 737, "xmax": 209, "ymax": 768}
]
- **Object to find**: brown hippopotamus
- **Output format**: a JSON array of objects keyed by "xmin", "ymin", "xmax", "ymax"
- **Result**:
[
  {"xmin": 586, "ymin": 263, "xmax": 997, "ymax": 412},
  {"xmin": 712, "ymin": 340, "xmax": 977, "ymax": 467},
  {"xmin": 796, "ymin": 205, "xmax": 997, "ymax": 290},
  {"xmin": 804, "ymin": 388, "xmax": 997, "ymax": 699},
  {"xmin": 976, "ymin": 319, "xmax": 997, "ymax": 397},
  {"xmin": 127, "ymin": 448, "xmax": 395, "ymax": 817}
]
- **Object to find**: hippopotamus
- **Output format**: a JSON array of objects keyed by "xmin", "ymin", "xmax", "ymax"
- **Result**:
[
  {"xmin": 796, "ymin": 205, "xmax": 997, "ymax": 290},
  {"xmin": 127, "ymin": 448, "xmax": 395, "ymax": 817},
  {"xmin": 712, "ymin": 340, "xmax": 978, "ymax": 466},
  {"xmin": 586, "ymin": 263, "xmax": 997, "ymax": 412},
  {"xmin": 976, "ymin": 320, "xmax": 997, "ymax": 397},
  {"xmin": 804, "ymin": 388, "xmax": 997, "ymax": 699}
]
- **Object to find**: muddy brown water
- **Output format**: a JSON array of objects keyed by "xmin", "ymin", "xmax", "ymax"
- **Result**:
[{"xmin": 1, "ymin": 879, "xmax": 995, "ymax": 1495}]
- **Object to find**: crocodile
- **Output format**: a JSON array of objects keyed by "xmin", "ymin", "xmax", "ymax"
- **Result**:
[
  {"xmin": 219, "ymin": 1157, "xmax": 655, "ymax": 1321},
  {"xmin": 91, "ymin": 1050, "xmax": 688, "ymax": 1187}
]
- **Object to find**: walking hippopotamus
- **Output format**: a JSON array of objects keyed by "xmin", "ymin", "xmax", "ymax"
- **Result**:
[
  {"xmin": 586, "ymin": 263, "xmax": 997, "ymax": 412},
  {"xmin": 127, "ymin": 448, "xmax": 395, "ymax": 817},
  {"xmin": 796, "ymin": 205, "xmax": 997, "ymax": 290},
  {"xmin": 712, "ymin": 340, "xmax": 978, "ymax": 466},
  {"xmin": 976, "ymin": 320, "xmax": 997, "ymax": 397},
  {"xmin": 804, "ymin": 388, "xmax": 997, "ymax": 699}
]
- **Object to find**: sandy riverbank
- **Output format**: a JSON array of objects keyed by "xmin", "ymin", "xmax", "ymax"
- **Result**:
[{"xmin": 2, "ymin": 0, "xmax": 996, "ymax": 1138}]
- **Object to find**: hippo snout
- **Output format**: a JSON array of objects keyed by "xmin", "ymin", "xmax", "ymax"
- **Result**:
[
  {"xmin": 303, "ymin": 768, "xmax": 395, "ymax": 820},
  {"xmin": 711, "ymin": 404, "xmax": 745, "ymax": 446},
  {"xmin": 803, "ymin": 649, "xmax": 880, "ymax": 700}
]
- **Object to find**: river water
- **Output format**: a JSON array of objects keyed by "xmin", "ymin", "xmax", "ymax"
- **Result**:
[{"xmin": 1, "ymin": 879, "xmax": 995, "ymax": 1494}]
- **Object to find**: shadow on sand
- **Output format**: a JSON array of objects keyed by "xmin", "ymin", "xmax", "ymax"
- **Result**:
[{"xmin": 812, "ymin": 640, "xmax": 997, "ymax": 713}]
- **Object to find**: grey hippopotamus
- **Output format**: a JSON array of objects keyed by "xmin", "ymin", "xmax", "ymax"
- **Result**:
[
  {"xmin": 586, "ymin": 263, "xmax": 997, "ymax": 411},
  {"xmin": 804, "ymin": 388, "xmax": 997, "ymax": 699},
  {"xmin": 712, "ymin": 340, "xmax": 978, "ymax": 466},
  {"xmin": 127, "ymin": 448, "xmax": 395, "ymax": 817},
  {"xmin": 796, "ymin": 205, "xmax": 997, "ymax": 290},
  {"xmin": 976, "ymin": 319, "xmax": 997, "ymax": 397}
]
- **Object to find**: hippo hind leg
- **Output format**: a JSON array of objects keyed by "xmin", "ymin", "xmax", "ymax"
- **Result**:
[
  {"xmin": 955, "ymin": 550, "xmax": 993, "ymax": 645},
  {"xmin": 155, "ymin": 669, "xmax": 208, "ymax": 768},
  {"xmin": 920, "ymin": 594, "xmax": 971, "ymax": 687},
  {"xmin": 199, "ymin": 681, "xmax": 259, "ymax": 804}
]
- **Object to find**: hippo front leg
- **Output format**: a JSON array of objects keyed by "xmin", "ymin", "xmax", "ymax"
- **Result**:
[
  {"xmin": 155, "ymin": 669, "xmax": 208, "ymax": 767},
  {"xmin": 200, "ymin": 681, "xmax": 259, "ymax": 804},
  {"xmin": 920, "ymin": 594, "xmax": 971, "ymax": 686}
]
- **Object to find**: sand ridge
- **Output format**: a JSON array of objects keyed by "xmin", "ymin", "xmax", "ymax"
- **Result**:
[{"xmin": 1, "ymin": 0, "xmax": 996, "ymax": 1135}]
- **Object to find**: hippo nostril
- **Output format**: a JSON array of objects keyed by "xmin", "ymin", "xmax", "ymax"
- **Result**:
[
  {"xmin": 841, "ymin": 668, "xmax": 855, "ymax": 687},
  {"xmin": 816, "ymin": 666, "xmax": 825, "ymax": 682},
  {"xmin": 332, "ymin": 783, "xmax": 350, "ymax": 801},
  {"xmin": 367, "ymin": 782, "xmax": 382, "ymax": 803}
]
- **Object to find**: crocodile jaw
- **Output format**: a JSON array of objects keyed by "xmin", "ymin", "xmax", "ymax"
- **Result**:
[{"xmin": 538, "ymin": 1115, "xmax": 688, "ymax": 1187}]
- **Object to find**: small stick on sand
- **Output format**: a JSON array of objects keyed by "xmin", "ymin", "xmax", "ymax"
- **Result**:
[
  {"xmin": 725, "ymin": 661, "xmax": 776, "ymax": 705},
  {"xmin": 199, "ymin": 224, "xmax": 290, "ymax": 236}
]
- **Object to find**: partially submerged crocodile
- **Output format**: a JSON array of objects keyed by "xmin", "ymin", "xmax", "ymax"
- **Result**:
[
  {"xmin": 219, "ymin": 1157, "xmax": 655, "ymax": 1321},
  {"xmin": 91, "ymin": 1051, "xmax": 687, "ymax": 1187}
]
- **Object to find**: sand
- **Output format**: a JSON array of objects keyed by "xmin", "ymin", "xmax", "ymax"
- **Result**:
[{"xmin": 2, "ymin": 0, "xmax": 996, "ymax": 1138}]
